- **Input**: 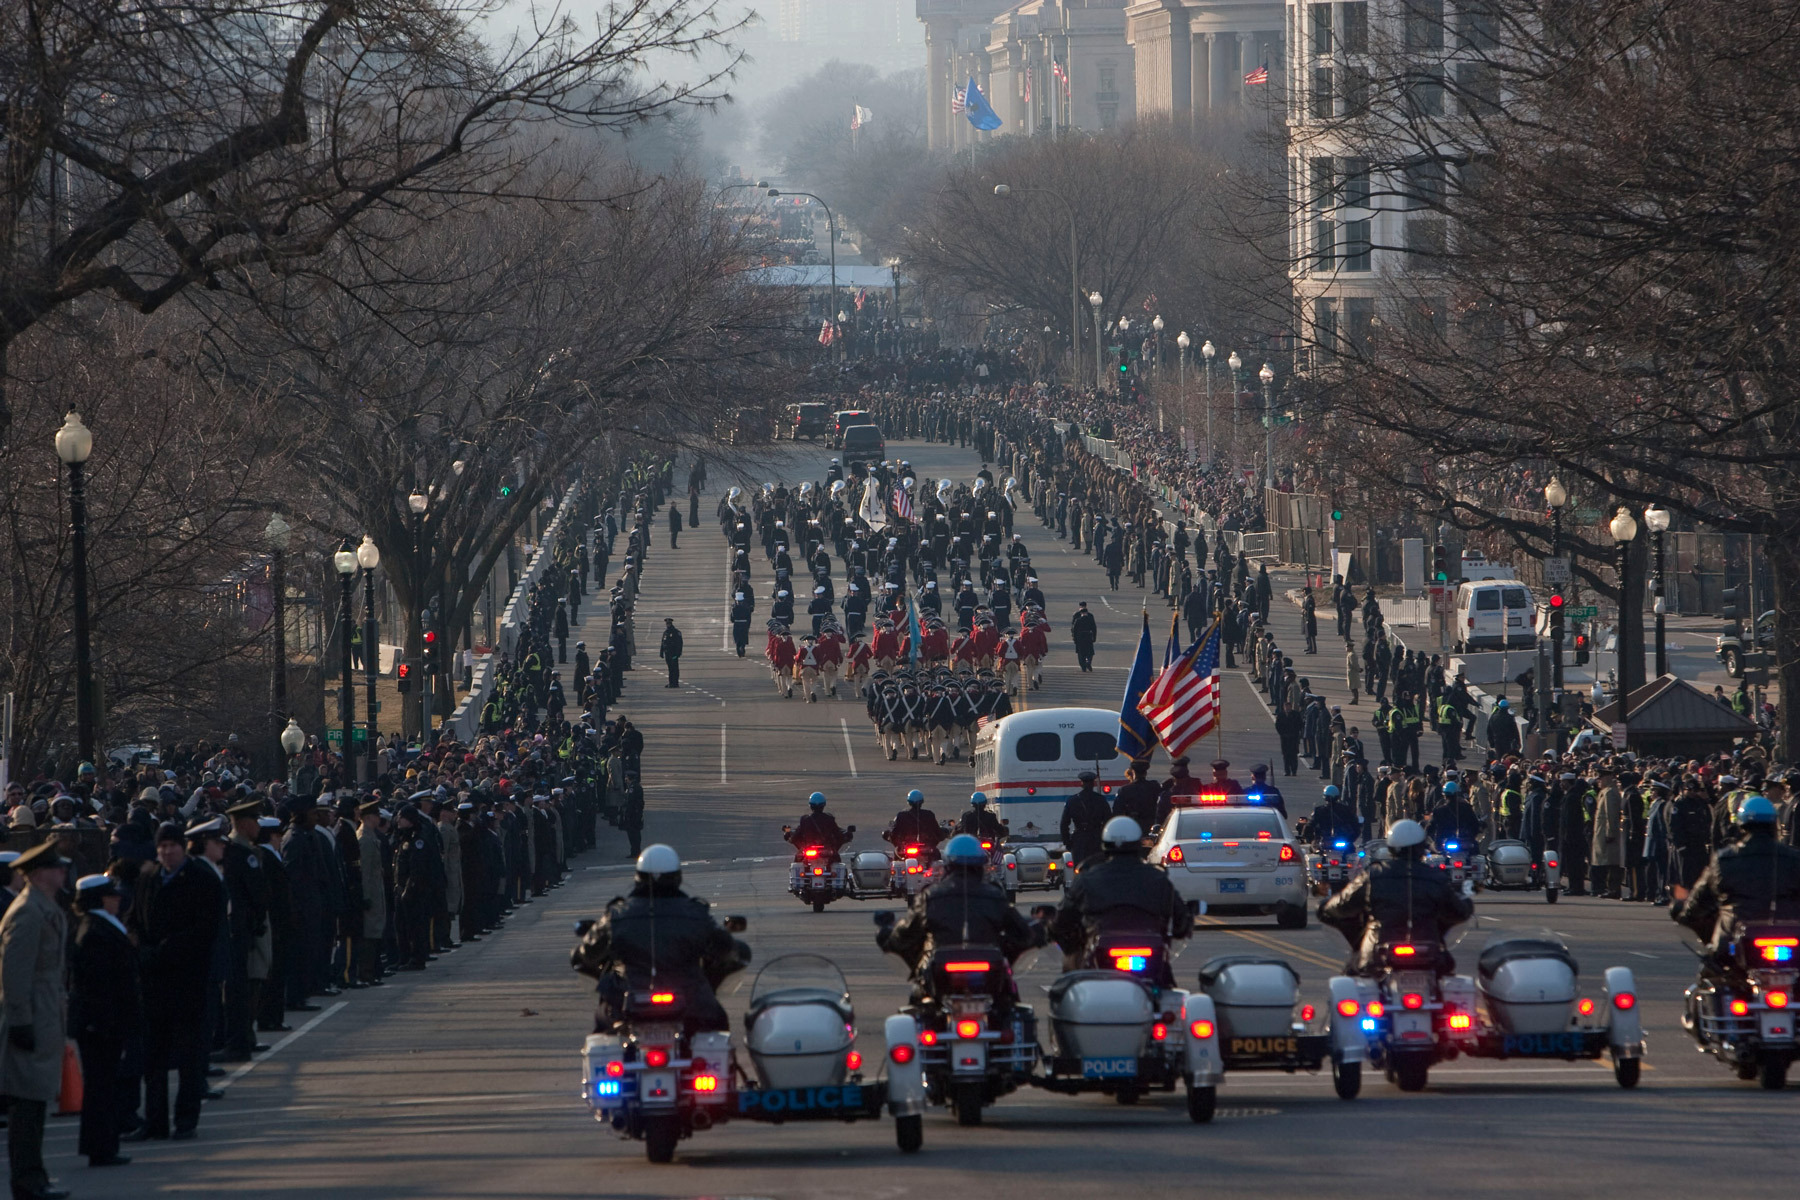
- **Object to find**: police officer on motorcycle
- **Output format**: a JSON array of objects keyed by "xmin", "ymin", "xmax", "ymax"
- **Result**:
[
  {"xmin": 786, "ymin": 792, "xmax": 851, "ymax": 856},
  {"xmin": 571, "ymin": 845, "xmax": 750, "ymax": 1033},
  {"xmin": 1303, "ymin": 784, "xmax": 1362, "ymax": 850},
  {"xmin": 876, "ymin": 834, "xmax": 1043, "ymax": 989},
  {"xmin": 1673, "ymin": 796, "xmax": 1800, "ymax": 963},
  {"xmin": 1423, "ymin": 780, "xmax": 1483, "ymax": 852},
  {"xmin": 889, "ymin": 789, "xmax": 947, "ymax": 857},
  {"xmin": 1319, "ymin": 819, "xmax": 1473, "ymax": 976},
  {"xmin": 1049, "ymin": 817, "xmax": 1193, "ymax": 985},
  {"xmin": 957, "ymin": 791, "xmax": 1007, "ymax": 840}
]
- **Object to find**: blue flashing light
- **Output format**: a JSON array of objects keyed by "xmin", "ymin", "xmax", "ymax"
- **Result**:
[
  {"xmin": 1332, "ymin": 840, "xmax": 1350, "ymax": 849},
  {"xmin": 594, "ymin": 1080, "xmax": 622, "ymax": 1099},
  {"xmin": 1767, "ymin": 945, "xmax": 1795, "ymax": 963},
  {"xmin": 1445, "ymin": 842, "xmax": 1460, "ymax": 851},
  {"xmin": 1117, "ymin": 955, "xmax": 1149, "ymax": 972},
  {"xmin": 1244, "ymin": 792, "xmax": 1263, "ymax": 804},
  {"xmin": 1361, "ymin": 1019, "xmax": 1378, "ymax": 1032},
  {"xmin": 1200, "ymin": 831, "xmax": 1214, "ymax": 839}
]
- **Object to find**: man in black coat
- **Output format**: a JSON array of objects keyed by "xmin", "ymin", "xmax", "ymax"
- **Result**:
[
  {"xmin": 219, "ymin": 800, "xmax": 272, "ymax": 1061},
  {"xmin": 659, "ymin": 617, "xmax": 684, "ymax": 688},
  {"xmin": 131, "ymin": 822, "xmax": 225, "ymax": 1140},
  {"xmin": 1112, "ymin": 762, "xmax": 1161, "ymax": 833},
  {"xmin": 71, "ymin": 873, "xmax": 141, "ymax": 1166},
  {"xmin": 1059, "ymin": 772, "xmax": 1112, "ymax": 866},
  {"xmin": 1069, "ymin": 602, "xmax": 1098, "ymax": 672},
  {"xmin": 254, "ymin": 817, "xmax": 295, "ymax": 1033}
]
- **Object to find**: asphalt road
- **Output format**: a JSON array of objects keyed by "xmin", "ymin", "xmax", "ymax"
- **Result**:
[{"xmin": 42, "ymin": 438, "xmax": 1795, "ymax": 1199}]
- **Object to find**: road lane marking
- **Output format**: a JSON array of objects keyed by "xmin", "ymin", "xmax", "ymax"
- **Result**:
[
  {"xmin": 1241, "ymin": 670, "xmax": 1277, "ymax": 721},
  {"xmin": 217, "ymin": 1000, "xmax": 348, "ymax": 1090},
  {"xmin": 1630, "ymin": 951, "xmax": 1658, "ymax": 958},
  {"xmin": 1196, "ymin": 915, "xmax": 1341, "ymax": 971},
  {"xmin": 841, "ymin": 718, "xmax": 859, "ymax": 778},
  {"xmin": 720, "ymin": 723, "xmax": 728, "ymax": 783}
]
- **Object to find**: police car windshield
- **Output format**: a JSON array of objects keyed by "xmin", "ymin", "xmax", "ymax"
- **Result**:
[{"xmin": 1173, "ymin": 810, "xmax": 1284, "ymax": 840}]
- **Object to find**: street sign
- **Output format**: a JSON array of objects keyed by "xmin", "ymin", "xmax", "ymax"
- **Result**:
[
  {"xmin": 1543, "ymin": 556, "xmax": 1571, "ymax": 585},
  {"xmin": 1573, "ymin": 605, "xmax": 1598, "ymax": 620},
  {"xmin": 1611, "ymin": 722, "xmax": 1628, "ymax": 750}
]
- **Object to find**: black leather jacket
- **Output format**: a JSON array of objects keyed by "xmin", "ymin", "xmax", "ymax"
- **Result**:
[
  {"xmin": 1319, "ymin": 854, "xmax": 1473, "ymax": 975},
  {"xmin": 1304, "ymin": 801, "xmax": 1362, "ymax": 849},
  {"xmin": 571, "ymin": 881, "xmax": 749, "ymax": 1032},
  {"xmin": 878, "ymin": 868, "xmax": 1040, "ymax": 975},
  {"xmin": 957, "ymin": 808, "xmax": 1007, "ymax": 839},
  {"xmin": 890, "ymin": 808, "xmax": 945, "ymax": 850},
  {"xmin": 1050, "ymin": 853, "xmax": 1192, "ymax": 962},
  {"xmin": 1674, "ymin": 830, "xmax": 1800, "ymax": 952}
]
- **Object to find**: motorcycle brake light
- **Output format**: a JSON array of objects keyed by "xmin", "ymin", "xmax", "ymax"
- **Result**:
[
  {"xmin": 1448, "ymin": 1012, "xmax": 1473, "ymax": 1030},
  {"xmin": 943, "ymin": 961, "xmax": 990, "ymax": 973},
  {"xmin": 650, "ymin": 992, "xmax": 674, "ymax": 1005},
  {"xmin": 920, "ymin": 1030, "xmax": 937, "ymax": 1045},
  {"xmin": 956, "ymin": 1019, "xmax": 982, "ymax": 1039},
  {"xmin": 1301, "ymin": 1005, "xmax": 1316, "ymax": 1023},
  {"xmin": 1402, "ymin": 993, "xmax": 1424, "ymax": 1010},
  {"xmin": 846, "ymin": 1051, "xmax": 863, "ymax": 1070},
  {"xmin": 804, "ymin": 848, "xmax": 819, "ymax": 858},
  {"xmin": 605, "ymin": 1060, "xmax": 625, "ymax": 1077},
  {"xmin": 644, "ymin": 1047, "xmax": 670, "ymax": 1068},
  {"xmin": 813, "ymin": 867, "xmax": 824, "ymax": 875},
  {"xmin": 1366, "ymin": 1001, "xmax": 1385, "ymax": 1017},
  {"xmin": 1577, "ymin": 998, "xmax": 1595, "ymax": 1016},
  {"xmin": 1731, "ymin": 999, "xmax": 1750, "ymax": 1016},
  {"xmin": 1165, "ymin": 845, "xmax": 1185, "ymax": 864},
  {"xmin": 1279, "ymin": 844, "xmax": 1296, "ymax": 862},
  {"xmin": 889, "ymin": 1043, "xmax": 914, "ymax": 1064},
  {"xmin": 1189, "ymin": 1019, "xmax": 1215, "ymax": 1039},
  {"xmin": 1151, "ymin": 1022, "xmax": 1168, "ymax": 1041},
  {"xmin": 905, "ymin": 846, "xmax": 921, "ymax": 855},
  {"xmin": 1612, "ymin": 993, "xmax": 1636, "ymax": 1012},
  {"xmin": 1337, "ymin": 999, "xmax": 1360, "ymax": 1018},
  {"xmin": 981, "ymin": 841, "xmax": 993, "ymax": 850},
  {"xmin": 693, "ymin": 1074, "xmax": 719, "ymax": 1092},
  {"xmin": 1392, "ymin": 944, "xmax": 1417, "ymax": 957},
  {"xmin": 1766, "ymin": 991, "xmax": 1790, "ymax": 1009}
]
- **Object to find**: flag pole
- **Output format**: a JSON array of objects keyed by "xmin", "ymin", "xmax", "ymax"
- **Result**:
[{"xmin": 1209, "ymin": 612, "xmax": 1227, "ymax": 760}]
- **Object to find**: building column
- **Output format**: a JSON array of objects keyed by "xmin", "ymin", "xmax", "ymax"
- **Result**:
[
  {"xmin": 926, "ymin": 19, "xmax": 953, "ymax": 150},
  {"xmin": 1208, "ymin": 33, "xmax": 1231, "ymax": 110},
  {"xmin": 1191, "ymin": 31, "xmax": 1210, "ymax": 120},
  {"xmin": 1169, "ymin": 12, "xmax": 1193, "ymax": 119}
]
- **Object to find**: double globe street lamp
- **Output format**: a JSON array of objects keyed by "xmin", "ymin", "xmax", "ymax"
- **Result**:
[
  {"xmin": 1610, "ymin": 506, "xmax": 1640, "ymax": 708},
  {"xmin": 1643, "ymin": 503, "xmax": 1671, "ymax": 678}
]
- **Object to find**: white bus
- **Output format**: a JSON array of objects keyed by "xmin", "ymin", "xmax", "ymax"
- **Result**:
[{"xmin": 971, "ymin": 707, "xmax": 1126, "ymax": 845}]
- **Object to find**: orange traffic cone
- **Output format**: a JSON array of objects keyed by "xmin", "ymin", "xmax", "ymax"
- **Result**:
[{"xmin": 56, "ymin": 1041, "xmax": 82, "ymax": 1115}]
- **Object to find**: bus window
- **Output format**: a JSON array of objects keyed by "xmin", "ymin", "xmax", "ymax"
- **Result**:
[
  {"xmin": 1072, "ymin": 731, "xmax": 1119, "ymax": 761},
  {"xmin": 1015, "ymin": 732, "xmax": 1062, "ymax": 762}
]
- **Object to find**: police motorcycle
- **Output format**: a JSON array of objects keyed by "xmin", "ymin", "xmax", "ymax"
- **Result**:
[
  {"xmin": 875, "ymin": 835, "xmax": 1045, "ymax": 1126},
  {"xmin": 1422, "ymin": 783, "xmax": 1486, "ymax": 897},
  {"xmin": 1676, "ymin": 797, "xmax": 1800, "ymax": 1089},
  {"xmin": 782, "ymin": 793, "xmax": 855, "ymax": 913},
  {"xmin": 1192, "ymin": 955, "xmax": 1366, "ymax": 1100},
  {"xmin": 581, "ymin": 949, "xmax": 928, "ymax": 1159},
  {"xmin": 879, "ymin": 791, "xmax": 949, "ymax": 901},
  {"xmin": 1029, "ymin": 818, "xmax": 1223, "ymax": 1123},
  {"xmin": 1298, "ymin": 785, "xmax": 1362, "ymax": 896},
  {"xmin": 1325, "ymin": 824, "xmax": 1642, "ymax": 1093}
]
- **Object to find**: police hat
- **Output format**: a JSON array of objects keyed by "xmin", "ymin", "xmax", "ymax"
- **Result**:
[
  {"xmin": 1078, "ymin": 770, "xmax": 1098, "ymax": 783},
  {"xmin": 1209, "ymin": 759, "xmax": 1228, "ymax": 770},
  {"xmin": 258, "ymin": 816, "xmax": 284, "ymax": 830},
  {"xmin": 226, "ymin": 799, "xmax": 263, "ymax": 819},
  {"xmin": 186, "ymin": 816, "xmax": 229, "ymax": 840},
  {"xmin": 11, "ymin": 840, "xmax": 69, "ymax": 874},
  {"xmin": 75, "ymin": 873, "xmax": 118, "ymax": 899},
  {"xmin": 357, "ymin": 799, "xmax": 381, "ymax": 815}
]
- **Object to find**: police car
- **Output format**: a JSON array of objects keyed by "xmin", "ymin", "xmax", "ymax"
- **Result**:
[{"xmin": 1149, "ymin": 793, "xmax": 1310, "ymax": 928}]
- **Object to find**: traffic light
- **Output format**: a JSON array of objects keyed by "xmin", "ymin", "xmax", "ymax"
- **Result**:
[
  {"xmin": 1548, "ymin": 592, "xmax": 1565, "ymax": 641},
  {"xmin": 421, "ymin": 622, "xmax": 439, "ymax": 673},
  {"xmin": 396, "ymin": 658, "xmax": 412, "ymax": 694},
  {"xmin": 1573, "ymin": 624, "xmax": 1590, "ymax": 664},
  {"xmin": 1330, "ymin": 508, "xmax": 1344, "ymax": 523},
  {"xmin": 1721, "ymin": 585, "xmax": 1740, "ymax": 621},
  {"xmin": 1432, "ymin": 544, "xmax": 1449, "ymax": 583},
  {"xmin": 1118, "ymin": 348, "xmax": 1130, "ymax": 373}
]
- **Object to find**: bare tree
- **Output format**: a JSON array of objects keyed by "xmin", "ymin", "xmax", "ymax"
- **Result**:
[{"xmin": 0, "ymin": 0, "xmax": 748, "ymax": 435}]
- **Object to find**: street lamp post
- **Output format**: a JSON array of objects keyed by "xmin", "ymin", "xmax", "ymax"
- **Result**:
[
  {"xmin": 1152, "ymin": 315, "xmax": 1164, "ymax": 386},
  {"xmin": 1176, "ymin": 331, "xmax": 1191, "ymax": 452},
  {"xmin": 1088, "ymin": 291, "xmax": 1104, "ymax": 391},
  {"xmin": 1545, "ymin": 477, "xmax": 1567, "ymax": 691},
  {"xmin": 1645, "ymin": 503, "xmax": 1670, "ymax": 678},
  {"xmin": 264, "ymin": 514, "xmax": 292, "ymax": 769},
  {"xmin": 279, "ymin": 717, "xmax": 306, "ymax": 794},
  {"xmin": 333, "ymin": 540, "xmax": 359, "ymax": 780},
  {"xmin": 1201, "ymin": 340, "xmax": 1216, "ymax": 464},
  {"xmin": 1258, "ymin": 363, "xmax": 1276, "ymax": 490},
  {"xmin": 1226, "ymin": 351, "xmax": 1243, "ymax": 470},
  {"xmin": 1610, "ymin": 507, "xmax": 1640, "ymax": 710},
  {"xmin": 1118, "ymin": 316, "xmax": 1133, "ymax": 395},
  {"xmin": 54, "ymin": 412, "xmax": 96, "ymax": 765},
  {"xmin": 768, "ymin": 189, "xmax": 838, "ymax": 349},
  {"xmin": 409, "ymin": 490, "xmax": 429, "ymax": 738},
  {"xmin": 357, "ymin": 535, "xmax": 381, "ymax": 780},
  {"xmin": 994, "ymin": 184, "xmax": 1081, "ymax": 380}
]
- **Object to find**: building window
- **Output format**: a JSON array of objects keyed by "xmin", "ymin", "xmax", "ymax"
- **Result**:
[
  {"xmin": 1343, "ymin": 219, "xmax": 1372, "ymax": 271},
  {"xmin": 1099, "ymin": 66, "xmax": 1116, "ymax": 93},
  {"xmin": 1406, "ymin": 296, "xmax": 1449, "ymax": 339},
  {"xmin": 1345, "ymin": 296, "xmax": 1375, "ymax": 354},
  {"xmin": 1457, "ymin": 0, "xmax": 1500, "ymax": 51},
  {"xmin": 1405, "ymin": 218, "xmax": 1447, "ymax": 264},
  {"xmin": 1403, "ymin": 158, "xmax": 1445, "ymax": 210},
  {"xmin": 1405, "ymin": 72, "xmax": 1445, "ymax": 116},
  {"xmin": 1457, "ymin": 62, "xmax": 1500, "ymax": 115},
  {"xmin": 1315, "ymin": 218, "xmax": 1337, "ymax": 270},
  {"xmin": 1311, "ymin": 67, "xmax": 1334, "ymax": 119},
  {"xmin": 1341, "ymin": 2, "xmax": 1369, "ymax": 53},
  {"xmin": 1310, "ymin": 3, "xmax": 1332, "ymax": 55},
  {"xmin": 1341, "ymin": 66, "xmax": 1371, "ymax": 115},
  {"xmin": 1404, "ymin": 0, "xmax": 1445, "ymax": 51},
  {"xmin": 1342, "ymin": 157, "xmax": 1370, "ymax": 207},
  {"xmin": 1312, "ymin": 298, "xmax": 1338, "ymax": 361},
  {"xmin": 1310, "ymin": 157, "xmax": 1334, "ymax": 210},
  {"xmin": 1098, "ymin": 103, "xmax": 1118, "ymax": 128}
]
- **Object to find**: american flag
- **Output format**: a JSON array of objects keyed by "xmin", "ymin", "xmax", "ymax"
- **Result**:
[
  {"xmin": 952, "ymin": 87, "xmax": 967, "ymax": 114},
  {"xmin": 1137, "ymin": 621, "xmax": 1222, "ymax": 756},
  {"xmin": 1243, "ymin": 64, "xmax": 1269, "ymax": 86},
  {"xmin": 893, "ymin": 483, "xmax": 914, "ymax": 521}
]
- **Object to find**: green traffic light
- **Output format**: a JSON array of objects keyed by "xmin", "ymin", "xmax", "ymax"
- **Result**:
[{"xmin": 1331, "ymin": 509, "xmax": 1344, "ymax": 522}]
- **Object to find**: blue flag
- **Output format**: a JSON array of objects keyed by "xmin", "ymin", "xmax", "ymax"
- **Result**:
[
  {"xmin": 908, "ymin": 597, "xmax": 921, "ymax": 669},
  {"xmin": 1119, "ymin": 613, "xmax": 1156, "ymax": 759},
  {"xmin": 963, "ymin": 76, "xmax": 1003, "ymax": 132}
]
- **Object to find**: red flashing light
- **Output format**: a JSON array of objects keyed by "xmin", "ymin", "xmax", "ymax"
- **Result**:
[
  {"xmin": 605, "ymin": 1060, "xmax": 625, "ymax": 1078},
  {"xmin": 803, "ymin": 848, "xmax": 820, "ymax": 858},
  {"xmin": 1766, "ymin": 991, "xmax": 1790, "ymax": 1010},
  {"xmin": 1196, "ymin": 790, "xmax": 1232, "ymax": 806},
  {"xmin": 1300, "ymin": 1005, "xmax": 1316, "ymax": 1023},
  {"xmin": 1336, "ymin": 999, "xmax": 1360, "ymax": 1018},
  {"xmin": 1612, "ymin": 993, "xmax": 1636, "ymax": 1012},
  {"xmin": 644, "ymin": 1047, "xmax": 670, "ymax": 1068},
  {"xmin": 1401, "ymin": 993, "xmax": 1424, "ymax": 1010},
  {"xmin": 943, "ymin": 961, "xmax": 990, "ymax": 973},
  {"xmin": 920, "ymin": 1030, "xmax": 937, "ymax": 1045},
  {"xmin": 1108, "ymin": 948, "xmax": 1155, "ymax": 958},
  {"xmin": 889, "ymin": 1043, "xmax": 915, "ymax": 1064},
  {"xmin": 955, "ymin": 1019, "xmax": 982, "ymax": 1039},
  {"xmin": 650, "ymin": 992, "xmax": 674, "ymax": 1004},
  {"xmin": 905, "ymin": 846, "xmax": 922, "ymax": 856},
  {"xmin": 1366, "ymin": 1001, "xmax": 1385, "ymax": 1017},
  {"xmin": 1392, "ymin": 944, "xmax": 1418, "ymax": 957},
  {"xmin": 1257, "ymin": 831, "xmax": 1272, "ymax": 840},
  {"xmin": 1730, "ymin": 999, "xmax": 1750, "ymax": 1016},
  {"xmin": 846, "ymin": 1051, "xmax": 863, "ymax": 1070},
  {"xmin": 1151, "ymin": 1022, "xmax": 1168, "ymax": 1041},
  {"xmin": 1189, "ymin": 1019, "xmax": 1215, "ymax": 1039},
  {"xmin": 1577, "ymin": 998, "xmax": 1595, "ymax": 1016},
  {"xmin": 693, "ymin": 1074, "xmax": 719, "ymax": 1092},
  {"xmin": 1448, "ymin": 1012, "xmax": 1473, "ymax": 1031}
]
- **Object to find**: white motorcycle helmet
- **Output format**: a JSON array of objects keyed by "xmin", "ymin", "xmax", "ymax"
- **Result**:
[
  {"xmin": 636, "ymin": 844, "xmax": 681, "ymax": 882},
  {"xmin": 1102, "ymin": 816, "xmax": 1144, "ymax": 853},
  {"xmin": 1385, "ymin": 819, "xmax": 1427, "ymax": 850}
]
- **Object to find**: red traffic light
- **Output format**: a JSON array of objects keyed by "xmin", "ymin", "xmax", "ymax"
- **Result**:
[
  {"xmin": 1549, "ymin": 593, "xmax": 1564, "ymax": 608},
  {"xmin": 1574, "ymin": 633, "xmax": 1588, "ymax": 646},
  {"xmin": 397, "ymin": 663, "xmax": 411, "ymax": 678}
]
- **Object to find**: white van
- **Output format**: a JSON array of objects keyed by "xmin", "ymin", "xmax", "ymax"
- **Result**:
[
  {"xmin": 972, "ymin": 707, "xmax": 1125, "ymax": 844},
  {"xmin": 1454, "ymin": 581, "xmax": 1537, "ymax": 652}
]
